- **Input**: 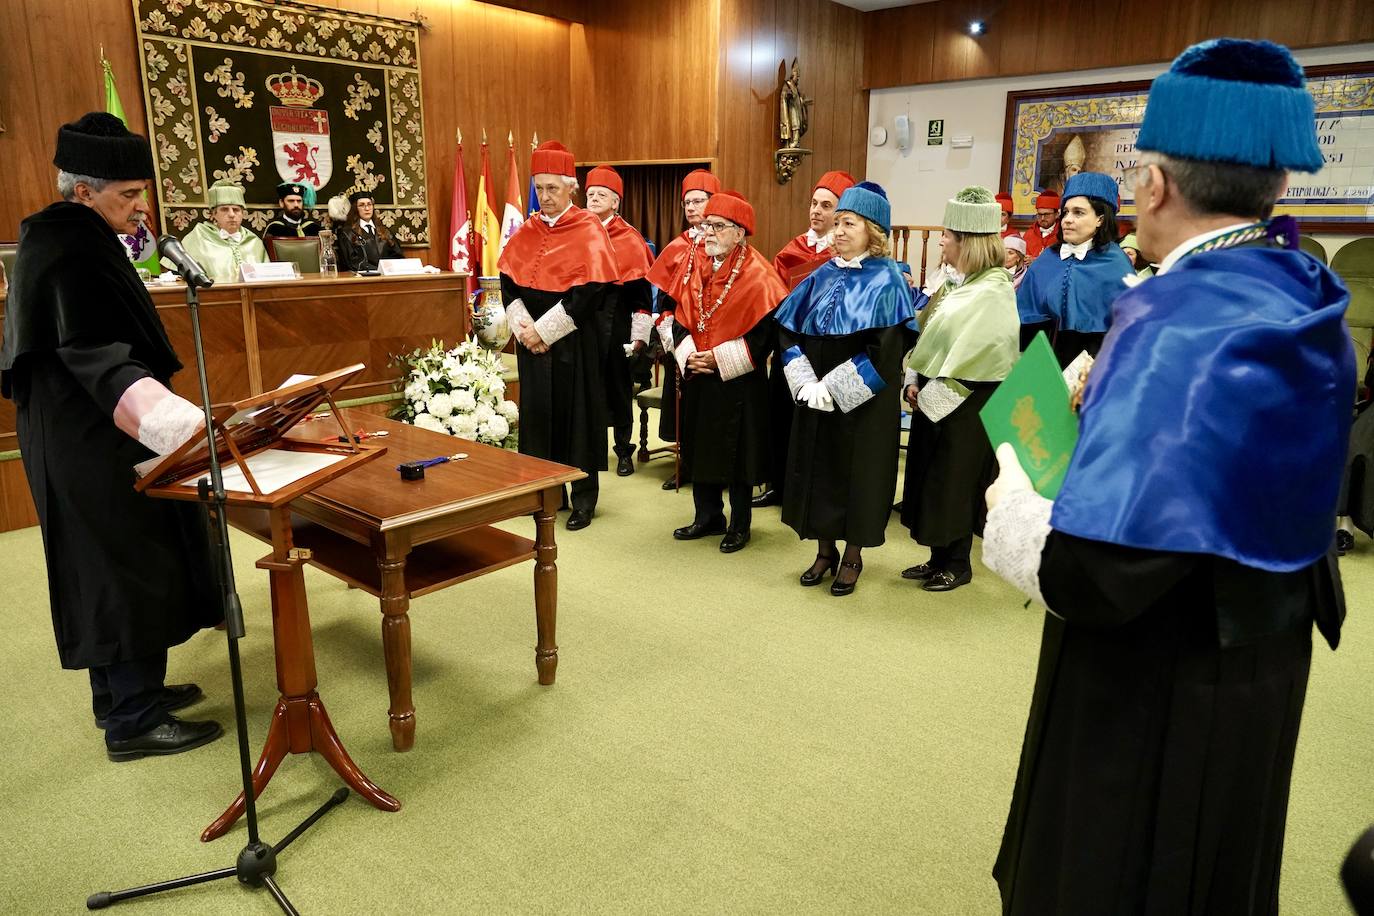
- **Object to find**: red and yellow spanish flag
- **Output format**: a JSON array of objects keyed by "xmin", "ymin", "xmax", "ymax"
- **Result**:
[{"xmin": 474, "ymin": 139, "xmax": 501, "ymax": 278}]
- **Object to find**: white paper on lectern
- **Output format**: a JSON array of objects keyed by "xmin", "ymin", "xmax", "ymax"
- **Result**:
[{"xmin": 178, "ymin": 448, "xmax": 345, "ymax": 494}]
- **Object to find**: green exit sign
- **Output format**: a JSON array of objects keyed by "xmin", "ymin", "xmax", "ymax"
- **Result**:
[{"xmin": 927, "ymin": 119, "xmax": 945, "ymax": 146}]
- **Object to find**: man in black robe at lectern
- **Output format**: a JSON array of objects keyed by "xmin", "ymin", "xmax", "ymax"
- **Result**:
[{"xmin": 0, "ymin": 113, "xmax": 223, "ymax": 761}]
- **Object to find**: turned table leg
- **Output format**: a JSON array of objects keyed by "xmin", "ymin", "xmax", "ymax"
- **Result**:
[
  {"xmin": 533, "ymin": 486, "xmax": 560, "ymax": 685},
  {"xmin": 376, "ymin": 532, "xmax": 416, "ymax": 751}
]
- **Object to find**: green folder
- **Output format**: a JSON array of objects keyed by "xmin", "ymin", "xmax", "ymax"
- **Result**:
[{"xmin": 979, "ymin": 332, "xmax": 1079, "ymax": 498}]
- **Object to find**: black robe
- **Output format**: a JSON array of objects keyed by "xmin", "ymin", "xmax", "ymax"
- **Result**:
[
  {"xmin": 994, "ymin": 532, "xmax": 1344, "ymax": 915},
  {"xmin": 263, "ymin": 213, "xmax": 321, "ymax": 238},
  {"xmin": 655, "ymin": 287, "xmax": 683, "ymax": 444},
  {"xmin": 334, "ymin": 222, "xmax": 403, "ymax": 271},
  {"xmin": 0, "ymin": 202, "xmax": 218, "ymax": 669},
  {"xmin": 672, "ymin": 316, "xmax": 772, "ymax": 486},
  {"xmin": 779, "ymin": 324, "xmax": 911, "ymax": 546},
  {"xmin": 500, "ymin": 274, "xmax": 610, "ymax": 476},
  {"xmin": 900, "ymin": 376, "xmax": 1000, "ymax": 547},
  {"xmin": 600, "ymin": 278, "xmax": 652, "ymax": 451}
]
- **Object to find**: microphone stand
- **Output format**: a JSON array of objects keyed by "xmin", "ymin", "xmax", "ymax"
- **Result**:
[{"xmin": 88, "ymin": 270, "xmax": 347, "ymax": 914}]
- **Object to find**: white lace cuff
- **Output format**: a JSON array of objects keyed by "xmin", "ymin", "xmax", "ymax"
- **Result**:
[
  {"xmin": 138, "ymin": 390, "xmax": 206, "ymax": 455},
  {"xmin": 916, "ymin": 378, "xmax": 968, "ymax": 423},
  {"xmin": 781, "ymin": 348, "xmax": 818, "ymax": 399},
  {"xmin": 533, "ymin": 301, "xmax": 577, "ymax": 345},
  {"xmin": 822, "ymin": 357, "xmax": 885, "ymax": 414},
  {"xmin": 505, "ymin": 298, "xmax": 533, "ymax": 333},
  {"xmin": 674, "ymin": 335, "xmax": 697, "ymax": 374},
  {"xmin": 903, "ymin": 367, "xmax": 918, "ymax": 389},
  {"xmin": 656, "ymin": 313, "xmax": 676, "ymax": 351},
  {"xmin": 982, "ymin": 488, "xmax": 1054, "ymax": 607},
  {"xmin": 713, "ymin": 338, "xmax": 754, "ymax": 381},
  {"xmin": 630, "ymin": 311, "xmax": 654, "ymax": 344}
]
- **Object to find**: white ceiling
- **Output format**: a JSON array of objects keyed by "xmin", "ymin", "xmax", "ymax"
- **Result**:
[{"xmin": 830, "ymin": 0, "xmax": 936, "ymax": 10}]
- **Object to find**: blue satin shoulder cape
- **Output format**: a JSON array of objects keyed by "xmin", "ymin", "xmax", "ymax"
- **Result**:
[
  {"xmin": 774, "ymin": 258, "xmax": 914, "ymax": 336},
  {"xmin": 1050, "ymin": 246, "xmax": 1354, "ymax": 572},
  {"xmin": 1016, "ymin": 243, "xmax": 1133, "ymax": 332}
]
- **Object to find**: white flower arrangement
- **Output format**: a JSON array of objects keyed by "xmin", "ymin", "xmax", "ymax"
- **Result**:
[{"xmin": 390, "ymin": 337, "xmax": 519, "ymax": 448}]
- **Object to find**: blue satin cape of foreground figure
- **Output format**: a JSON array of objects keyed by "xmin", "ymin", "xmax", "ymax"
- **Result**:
[{"xmin": 1050, "ymin": 243, "xmax": 1354, "ymax": 572}]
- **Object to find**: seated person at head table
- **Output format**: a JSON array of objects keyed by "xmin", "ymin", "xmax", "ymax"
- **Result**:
[
  {"xmin": 178, "ymin": 179, "xmax": 268, "ymax": 283},
  {"xmin": 331, "ymin": 191, "xmax": 404, "ymax": 272}
]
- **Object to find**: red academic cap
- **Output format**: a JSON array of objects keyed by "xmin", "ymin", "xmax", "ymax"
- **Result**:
[
  {"xmin": 703, "ymin": 190, "xmax": 755, "ymax": 236},
  {"xmin": 1034, "ymin": 190, "xmax": 1061, "ymax": 210},
  {"xmin": 586, "ymin": 165, "xmax": 623, "ymax": 197},
  {"xmin": 681, "ymin": 168, "xmax": 720, "ymax": 199},
  {"xmin": 814, "ymin": 170, "xmax": 856, "ymax": 200},
  {"xmin": 995, "ymin": 192, "xmax": 1014, "ymax": 214},
  {"xmin": 531, "ymin": 140, "xmax": 575, "ymax": 178}
]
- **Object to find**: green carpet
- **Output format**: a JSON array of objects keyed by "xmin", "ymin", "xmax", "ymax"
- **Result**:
[{"xmin": 1, "ymin": 435, "xmax": 1371, "ymax": 914}]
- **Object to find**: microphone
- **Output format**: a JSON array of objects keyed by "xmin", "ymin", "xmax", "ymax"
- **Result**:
[{"xmin": 157, "ymin": 234, "xmax": 214, "ymax": 288}]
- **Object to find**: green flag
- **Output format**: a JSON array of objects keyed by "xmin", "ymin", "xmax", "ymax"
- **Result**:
[{"xmin": 102, "ymin": 53, "xmax": 160, "ymax": 274}]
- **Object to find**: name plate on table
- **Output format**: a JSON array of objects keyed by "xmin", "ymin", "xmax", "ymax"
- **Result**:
[
  {"xmin": 378, "ymin": 258, "xmax": 425, "ymax": 276},
  {"xmin": 242, "ymin": 262, "xmax": 301, "ymax": 283}
]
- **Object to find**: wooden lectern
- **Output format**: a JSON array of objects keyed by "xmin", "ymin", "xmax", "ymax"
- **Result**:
[{"xmin": 136, "ymin": 365, "xmax": 401, "ymax": 842}]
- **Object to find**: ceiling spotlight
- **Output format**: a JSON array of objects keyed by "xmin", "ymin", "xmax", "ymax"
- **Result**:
[{"xmin": 969, "ymin": 20, "xmax": 986, "ymax": 36}]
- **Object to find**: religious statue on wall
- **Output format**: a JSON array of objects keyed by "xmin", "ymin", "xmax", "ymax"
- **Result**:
[{"xmin": 775, "ymin": 58, "xmax": 813, "ymax": 185}]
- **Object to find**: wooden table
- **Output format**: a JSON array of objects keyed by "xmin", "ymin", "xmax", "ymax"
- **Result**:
[
  {"xmin": 0, "ymin": 271, "xmax": 470, "ymax": 532},
  {"xmin": 227, "ymin": 411, "xmax": 583, "ymax": 751}
]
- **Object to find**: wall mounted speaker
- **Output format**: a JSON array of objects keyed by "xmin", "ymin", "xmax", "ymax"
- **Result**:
[{"xmin": 894, "ymin": 115, "xmax": 911, "ymax": 151}]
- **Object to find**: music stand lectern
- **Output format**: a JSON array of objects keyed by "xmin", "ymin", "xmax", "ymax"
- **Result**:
[{"xmin": 89, "ymin": 364, "xmax": 395, "ymax": 913}]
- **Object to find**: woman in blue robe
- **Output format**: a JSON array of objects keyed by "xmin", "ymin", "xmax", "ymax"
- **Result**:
[
  {"xmin": 775, "ymin": 183, "xmax": 914, "ymax": 597},
  {"xmin": 1015, "ymin": 171, "xmax": 1134, "ymax": 366}
]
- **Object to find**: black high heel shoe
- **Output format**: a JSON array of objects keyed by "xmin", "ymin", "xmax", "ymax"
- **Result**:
[
  {"xmin": 800, "ymin": 551, "xmax": 840, "ymax": 586},
  {"xmin": 831, "ymin": 559, "xmax": 864, "ymax": 597}
]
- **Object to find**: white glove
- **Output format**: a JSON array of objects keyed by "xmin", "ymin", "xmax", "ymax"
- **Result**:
[
  {"xmin": 623, "ymin": 343, "xmax": 635, "ymax": 357},
  {"xmin": 986, "ymin": 442, "xmax": 1033, "ymax": 511},
  {"xmin": 798, "ymin": 381, "xmax": 835, "ymax": 412}
]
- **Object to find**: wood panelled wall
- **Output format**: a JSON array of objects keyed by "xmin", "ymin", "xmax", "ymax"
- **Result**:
[
  {"xmin": 716, "ymin": 0, "xmax": 868, "ymax": 259},
  {"xmin": 864, "ymin": 0, "xmax": 1374, "ymax": 89},
  {"xmin": 570, "ymin": 0, "xmax": 719, "ymax": 164}
]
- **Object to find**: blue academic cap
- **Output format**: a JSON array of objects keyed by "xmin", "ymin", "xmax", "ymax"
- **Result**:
[
  {"xmin": 1062, "ymin": 172, "xmax": 1121, "ymax": 213},
  {"xmin": 1136, "ymin": 39, "xmax": 1323, "ymax": 172}
]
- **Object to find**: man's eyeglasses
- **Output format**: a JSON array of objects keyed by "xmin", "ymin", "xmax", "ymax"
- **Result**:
[
  {"xmin": 700, "ymin": 220, "xmax": 736, "ymax": 234},
  {"xmin": 683, "ymin": 196, "xmax": 711, "ymax": 208},
  {"xmin": 1122, "ymin": 165, "xmax": 1151, "ymax": 193}
]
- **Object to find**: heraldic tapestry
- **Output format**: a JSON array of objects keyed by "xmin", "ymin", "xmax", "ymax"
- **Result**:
[{"xmin": 133, "ymin": 0, "xmax": 430, "ymax": 245}]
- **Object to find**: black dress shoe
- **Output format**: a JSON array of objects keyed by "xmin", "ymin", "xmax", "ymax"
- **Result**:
[
  {"xmin": 922, "ymin": 570, "xmax": 972, "ymax": 592},
  {"xmin": 900, "ymin": 563, "xmax": 941, "ymax": 581},
  {"xmin": 662, "ymin": 478, "xmax": 680, "ymax": 491},
  {"xmin": 616, "ymin": 456, "xmax": 635, "ymax": 476},
  {"xmin": 751, "ymin": 488, "xmax": 781, "ymax": 508},
  {"xmin": 719, "ymin": 530, "xmax": 750, "ymax": 553},
  {"xmin": 673, "ymin": 518, "xmax": 727, "ymax": 540},
  {"xmin": 800, "ymin": 552, "xmax": 839, "ymax": 586},
  {"xmin": 831, "ymin": 559, "xmax": 864, "ymax": 597},
  {"xmin": 1337, "ymin": 529, "xmax": 1355, "ymax": 555},
  {"xmin": 567, "ymin": 509, "xmax": 594, "ymax": 530},
  {"xmin": 106, "ymin": 716, "xmax": 223, "ymax": 762},
  {"xmin": 95, "ymin": 683, "xmax": 204, "ymax": 730}
]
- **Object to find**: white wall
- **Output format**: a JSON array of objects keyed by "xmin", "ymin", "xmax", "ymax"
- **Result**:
[{"xmin": 866, "ymin": 43, "xmax": 1374, "ymax": 269}]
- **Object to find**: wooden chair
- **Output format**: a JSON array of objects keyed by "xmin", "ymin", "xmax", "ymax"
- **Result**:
[{"xmin": 266, "ymin": 236, "xmax": 322, "ymax": 274}]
